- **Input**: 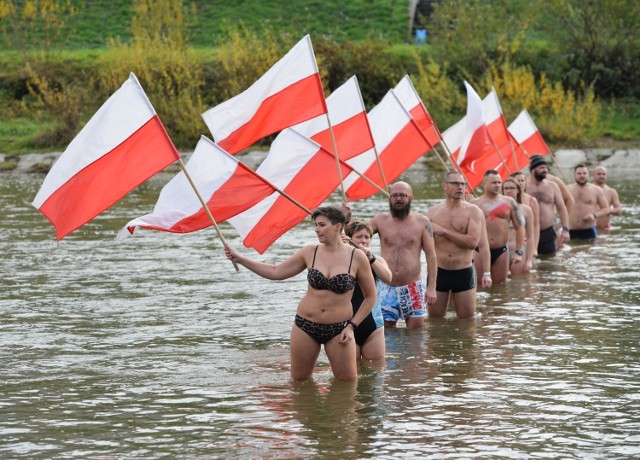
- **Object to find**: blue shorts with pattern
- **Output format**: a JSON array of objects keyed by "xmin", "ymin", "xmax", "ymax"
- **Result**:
[{"xmin": 379, "ymin": 279, "xmax": 426, "ymax": 322}]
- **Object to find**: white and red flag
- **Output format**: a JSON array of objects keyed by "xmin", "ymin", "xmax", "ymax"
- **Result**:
[
  {"xmin": 116, "ymin": 136, "xmax": 277, "ymax": 240},
  {"xmin": 202, "ymin": 35, "xmax": 327, "ymax": 154},
  {"xmin": 228, "ymin": 129, "xmax": 352, "ymax": 253},
  {"xmin": 442, "ymin": 81, "xmax": 492, "ymax": 168},
  {"xmin": 508, "ymin": 109, "xmax": 551, "ymax": 158},
  {"xmin": 293, "ymin": 75, "xmax": 374, "ymax": 161},
  {"xmin": 393, "ymin": 75, "xmax": 440, "ymax": 148},
  {"xmin": 464, "ymin": 88, "xmax": 516, "ymax": 181},
  {"xmin": 343, "ymin": 90, "xmax": 431, "ymax": 202},
  {"xmin": 440, "ymin": 82, "xmax": 495, "ymax": 188},
  {"xmin": 32, "ymin": 73, "xmax": 180, "ymax": 240}
]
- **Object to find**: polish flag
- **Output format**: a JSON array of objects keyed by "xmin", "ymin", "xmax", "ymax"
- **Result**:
[
  {"xmin": 393, "ymin": 75, "xmax": 440, "ymax": 148},
  {"xmin": 343, "ymin": 89, "xmax": 431, "ymax": 202},
  {"xmin": 116, "ymin": 136, "xmax": 276, "ymax": 240},
  {"xmin": 441, "ymin": 81, "xmax": 492, "ymax": 167},
  {"xmin": 202, "ymin": 35, "xmax": 327, "ymax": 154},
  {"xmin": 464, "ymin": 88, "xmax": 517, "ymax": 181},
  {"xmin": 32, "ymin": 73, "xmax": 180, "ymax": 240},
  {"xmin": 293, "ymin": 75, "xmax": 374, "ymax": 161},
  {"xmin": 508, "ymin": 109, "xmax": 551, "ymax": 158},
  {"xmin": 228, "ymin": 129, "xmax": 352, "ymax": 253}
]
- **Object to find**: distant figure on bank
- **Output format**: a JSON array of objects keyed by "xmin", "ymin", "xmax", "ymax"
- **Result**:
[
  {"xmin": 344, "ymin": 220, "xmax": 392, "ymax": 361},
  {"xmin": 471, "ymin": 170, "xmax": 524, "ymax": 284},
  {"xmin": 225, "ymin": 206, "xmax": 376, "ymax": 381},
  {"xmin": 369, "ymin": 181, "xmax": 437, "ymax": 328},
  {"xmin": 592, "ymin": 165, "xmax": 622, "ymax": 230},
  {"xmin": 567, "ymin": 164, "xmax": 609, "ymax": 240},
  {"xmin": 526, "ymin": 155, "xmax": 571, "ymax": 255},
  {"xmin": 427, "ymin": 172, "xmax": 489, "ymax": 318},
  {"xmin": 502, "ymin": 177, "xmax": 535, "ymax": 275}
]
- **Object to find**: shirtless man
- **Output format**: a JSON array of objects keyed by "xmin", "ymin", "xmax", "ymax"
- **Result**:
[
  {"xmin": 471, "ymin": 170, "xmax": 524, "ymax": 284},
  {"xmin": 526, "ymin": 155, "xmax": 571, "ymax": 255},
  {"xmin": 369, "ymin": 181, "xmax": 437, "ymax": 328},
  {"xmin": 567, "ymin": 164, "xmax": 609, "ymax": 240},
  {"xmin": 547, "ymin": 172, "xmax": 574, "ymax": 249},
  {"xmin": 592, "ymin": 165, "xmax": 622, "ymax": 230},
  {"xmin": 427, "ymin": 172, "xmax": 488, "ymax": 318}
]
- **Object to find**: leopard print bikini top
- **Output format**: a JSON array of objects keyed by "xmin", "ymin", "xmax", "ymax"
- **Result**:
[{"xmin": 307, "ymin": 246, "xmax": 356, "ymax": 295}]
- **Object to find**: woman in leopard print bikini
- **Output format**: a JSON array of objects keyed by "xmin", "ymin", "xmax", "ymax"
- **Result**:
[{"xmin": 225, "ymin": 205, "xmax": 376, "ymax": 381}]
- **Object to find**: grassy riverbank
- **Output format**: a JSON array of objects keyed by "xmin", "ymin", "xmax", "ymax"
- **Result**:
[{"xmin": 1, "ymin": 0, "xmax": 639, "ymax": 154}]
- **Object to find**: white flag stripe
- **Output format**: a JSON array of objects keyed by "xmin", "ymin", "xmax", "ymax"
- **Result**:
[
  {"xmin": 254, "ymin": 129, "xmax": 324, "ymax": 185},
  {"xmin": 33, "ymin": 73, "xmax": 156, "ymax": 208},
  {"xmin": 508, "ymin": 110, "xmax": 538, "ymax": 143},
  {"xmin": 441, "ymin": 81, "xmax": 484, "ymax": 164},
  {"xmin": 482, "ymin": 89, "xmax": 502, "ymax": 123},
  {"xmin": 393, "ymin": 75, "xmax": 421, "ymax": 110},
  {"xmin": 202, "ymin": 35, "xmax": 318, "ymax": 143}
]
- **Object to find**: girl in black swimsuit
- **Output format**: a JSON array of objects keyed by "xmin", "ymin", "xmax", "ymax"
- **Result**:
[
  {"xmin": 345, "ymin": 220, "xmax": 392, "ymax": 361},
  {"xmin": 225, "ymin": 205, "xmax": 376, "ymax": 381}
]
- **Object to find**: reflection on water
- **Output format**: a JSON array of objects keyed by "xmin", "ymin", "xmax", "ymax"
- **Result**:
[{"xmin": 1, "ymin": 157, "xmax": 639, "ymax": 458}]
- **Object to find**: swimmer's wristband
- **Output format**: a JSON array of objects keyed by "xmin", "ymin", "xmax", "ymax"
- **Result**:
[
  {"xmin": 345, "ymin": 319, "xmax": 357, "ymax": 330},
  {"xmin": 562, "ymin": 226, "xmax": 569, "ymax": 232},
  {"xmin": 515, "ymin": 249, "xmax": 523, "ymax": 256},
  {"xmin": 369, "ymin": 255, "xmax": 376, "ymax": 264}
]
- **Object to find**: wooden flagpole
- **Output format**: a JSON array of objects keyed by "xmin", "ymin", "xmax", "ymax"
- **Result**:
[
  {"xmin": 325, "ymin": 114, "xmax": 347, "ymax": 202},
  {"xmin": 371, "ymin": 145, "xmax": 388, "ymax": 190},
  {"xmin": 178, "ymin": 158, "xmax": 239, "ymax": 272},
  {"xmin": 488, "ymin": 135, "xmax": 512, "ymax": 176}
]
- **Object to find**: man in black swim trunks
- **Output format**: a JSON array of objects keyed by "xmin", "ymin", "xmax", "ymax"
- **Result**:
[
  {"xmin": 427, "ymin": 172, "xmax": 489, "ymax": 318},
  {"xmin": 526, "ymin": 155, "xmax": 571, "ymax": 255},
  {"xmin": 567, "ymin": 164, "xmax": 609, "ymax": 240},
  {"xmin": 471, "ymin": 170, "xmax": 524, "ymax": 284}
]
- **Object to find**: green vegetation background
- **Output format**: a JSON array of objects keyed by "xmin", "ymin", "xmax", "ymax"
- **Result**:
[{"xmin": 1, "ymin": 0, "xmax": 639, "ymax": 155}]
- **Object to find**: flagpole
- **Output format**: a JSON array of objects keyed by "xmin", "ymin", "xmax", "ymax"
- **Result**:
[
  {"xmin": 325, "ymin": 114, "xmax": 347, "ymax": 202},
  {"xmin": 371, "ymin": 145, "xmax": 388, "ymax": 189},
  {"xmin": 343, "ymin": 164, "xmax": 391, "ymax": 197},
  {"xmin": 488, "ymin": 134, "xmax": 512, "ymax": 176},
  {"xmin": 178, "ymin": 159, "xmax": 239, "ymax": 272},
  {"xmin": 507, "ymin": 135, "xmax": 520, "ymax": 171}
]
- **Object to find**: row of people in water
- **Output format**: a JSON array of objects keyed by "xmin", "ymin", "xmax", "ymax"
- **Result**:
[{"xmin": 224, "ymin": 155, "xmax": 622, "ymax": 381}]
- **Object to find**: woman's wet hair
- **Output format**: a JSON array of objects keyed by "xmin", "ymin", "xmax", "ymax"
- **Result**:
[
  {"xmin": 345, "ymin": 219, "xmax": 372, "ymax": 238},
  {"xmin": 311, "ymin": 205, "xmax": 347, "ymax": 226}
]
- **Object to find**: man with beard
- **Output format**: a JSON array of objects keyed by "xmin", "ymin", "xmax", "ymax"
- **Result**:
[
  {"xmin": 369, "ymin": 181, "xmax": 437, "ymax": 328},
  {"xmin": 567, "ymin": 164, "xmax": 609, "ymax": 240},
  {"xmin": 428, "ymin": 172, "xmax": 488, "ymax": 318},
  {"xmin": 471, "ymin": 170, "xmax": 524, "ymax": 284},
  {"xmin": 526, "ymin": 155, "xmax": 571, "ymax": 254},
  {"xmin": 592, "ymin": 165, "xmax": 622, "ymax": 230}
]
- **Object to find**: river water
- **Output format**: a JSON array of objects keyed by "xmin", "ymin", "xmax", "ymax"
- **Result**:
[{"xmin": 1, "ymin": 156, "xmax": 639, "ymax": 458}]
